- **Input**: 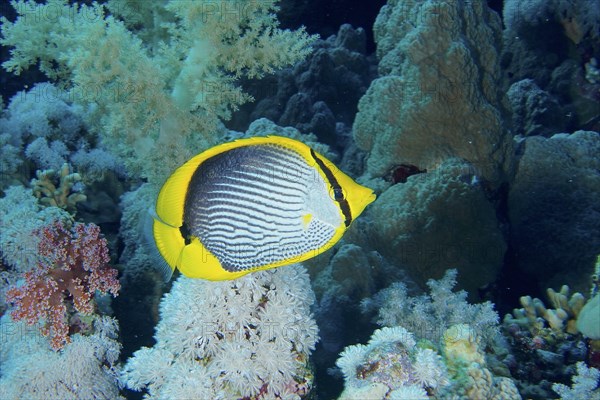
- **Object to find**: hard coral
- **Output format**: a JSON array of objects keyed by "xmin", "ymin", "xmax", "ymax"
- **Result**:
[
  {"xmin": 6, "ymin": 220, "xmax": 120, "ymax": 350},
  {"xmin": 31, "ymin": 163, "xmax": 87, "ymax": 214},
  {"xmin": 504, "ymin": 285, "xmax": 586, "ymax": 336}
]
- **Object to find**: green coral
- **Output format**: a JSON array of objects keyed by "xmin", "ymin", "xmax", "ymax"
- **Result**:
[
  {"xmin": 592, "ymin": 255, "xmax": 600, "ymax": 297},
  {"xmin": 576, "ymin": 294, "xmax": 600, "ymax": 340}
]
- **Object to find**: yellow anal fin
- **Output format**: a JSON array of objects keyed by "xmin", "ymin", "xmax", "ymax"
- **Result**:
[{"xmin": 179, "ymin": 237, "xmax": 249, "ymax": 281}]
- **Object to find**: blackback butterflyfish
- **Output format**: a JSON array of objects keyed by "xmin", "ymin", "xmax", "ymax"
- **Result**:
[{"xmin": 152, "ymin": 136, "xmax": 375, "ymax": 281}]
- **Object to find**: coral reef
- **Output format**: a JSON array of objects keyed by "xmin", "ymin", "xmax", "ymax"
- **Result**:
[
  {"xmin": 1, "ymin": 0, "xmax": 599, "ymax": 399},
  {"xmin": 507, "ymin": 285, "xmax": 586, "ymax": 333},
  {"xmin": 504, "ymin": 285, "xmax": 586, "ymax": 336},
  {"xmin": 31, "ymin": 163, "xmax": 87, "ymax": 213},
  {"xmin": 2, "ymin": 5, "xmax": 319, "ymax": 394},
  {"xmin": 239, "ymin": 24, "xmax": 375, "ymax": 146},
  {"xmin": 507, "ymin": 78, "xmax": 566, "ymax": 137},
  {"xmin": 310, "ymin": 242, "xmax": 403, "ymax": 349},
  {"xmin": 1, "ymin": 0, "xmax": 317, "ymax": 184},
  {"xmin": 0, "ymin": 82, "xmax": 127, "ymax": 235},
  {"xmin": 336, "ymin": 269, "xmax": 522, "ymax": 399},
  {"xmin": 336, "ymin": 326, "xmax": 448, "ymax": 399},
  {"xmin": 335, "ymin": 322, "xmax": 520, "ymax": 400},
  {"xmin": 0, "ymin": 82, "xmax": 87, "ymax": 146},
  {"xmin": 0, "ymin": 185, "xmax": 71, "ymax": 273},
  {"xmin": 305, "ymin": 239, "xmax": 406, "ymax": 394},
  {"xmin": 117, "ymin": 183, "xmax": 157, "ymax": 279},
  {"xmin": 354, "ymin": 0, "xmax": 512, "ymax": 188},
  {"xmin": 0, "ymin": 82, "xmax": 125, "ymax": 184},
  {"xmin": 0, "ymin": 129, "xmax": 23, "ymax": 190},
  {"xmin": 6, "ymin": 220, "xmax": 120, "ymax": 349},
  {"xmin": 121, "ymin": 265, "xmax": 318, "ymax": 399},
  {"xmin": 0, "ymin": 315, "xmax": 122, "ymax": 400},
  {"xmin": 362, "ymin": 269, "xmax": 500, "ymax": 345},
  {"xmin": 440, "ymin": 324, "xmax": 522, "ymax": 400},
  {"xmin": 244, "ymin": 117, "xmax": 335, "ymax": 159},
  {"xmin": 348, "ymin": 0, "xmax": 512, "ymax": 295},
  {"xmin": 552, "ymin": 362, "xmax": 600, "ymax": 400},
  {"xmin": 502, "ymin": 0, "xmax": 600, "ymax": 131},
  {"xmin": 0, "ymin": 82, "xmax": 89, "ymax": 191},
  {"xmin": 502, "ymin": 285, "xmax": 590, "ymax": 398},
  {"xmin": 367, "ymin": 158, "xmax": 506, "ymax": 293}
]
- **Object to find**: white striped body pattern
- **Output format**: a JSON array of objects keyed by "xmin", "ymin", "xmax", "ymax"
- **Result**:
[
  {"xmin": 152, "ymin": 136, "xmax": 376, "ymax": 281},
  {"xmin": 185, "ymin": 144, "xmax": 340, "ymax": 272}
]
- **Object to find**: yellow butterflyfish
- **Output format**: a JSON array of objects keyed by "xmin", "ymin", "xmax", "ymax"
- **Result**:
[{"xmin": 152, "ymin": 136, "xmax": 375, "ymax": 281}]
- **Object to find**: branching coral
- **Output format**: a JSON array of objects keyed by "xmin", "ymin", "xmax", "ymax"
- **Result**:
[
  {"xmin": 6, "ymin": 220, "xmax": 120, "ymax": 350},
  {"xmin": 31, "ymin": 163, "xmax": 87, "ymax": 214},
  {"xmin": 504, "ymin": 285, "xmax": 586, "ymax": 336},
  {"xmin": 501, "ymin": 284, "xmax": 592, "ymax": 398}
]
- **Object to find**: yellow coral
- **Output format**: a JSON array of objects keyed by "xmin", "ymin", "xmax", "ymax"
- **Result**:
[
  {"xmin": 442, "ymin": 324, "xmax": 522, "ymax": 399},
  {"xmin": 504, "ymin": 285, "xmax": 585, "ymax": 335},
  {"xmin": 442, "ymin": 324, "xmax": 485, "ymax": 366},
  {"xmin": 31, "ymin": 163, "xmax": 87, "ymax": 214},
  {"xmin": 466, "ymin": 366, "xmax": 522, "ymax": 400}
]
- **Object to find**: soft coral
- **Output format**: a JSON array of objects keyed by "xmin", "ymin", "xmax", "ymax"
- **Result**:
[{"xmin": 6, "ymin": 220, "xmax": 120, "ymax": 350}]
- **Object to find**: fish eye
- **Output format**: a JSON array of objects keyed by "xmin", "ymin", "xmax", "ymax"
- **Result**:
[{"xmin": 330, "ymin": 187, "xmax": 345, "ymax": 201}]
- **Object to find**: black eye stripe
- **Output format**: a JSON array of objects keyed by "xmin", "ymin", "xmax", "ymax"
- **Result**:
[
  {"xmin": 333, "ymin": 187, "xmax": 344, "ymax": 201},
  {"xmin": 310, "ymin": 149, "xmax": 352, "ymax": 227}
]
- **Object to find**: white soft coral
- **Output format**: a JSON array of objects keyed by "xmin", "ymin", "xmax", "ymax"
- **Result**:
[
  {"xmin": 121, "ymin": 265, "xmax": 318, "ymax": 399},
  {"xmin": 552, "ymin": 362, "xmax": 600, "ymax": 400},
  {"xmin": 412, "ymin": 348, "xmax": 449, "ymax": 389}
]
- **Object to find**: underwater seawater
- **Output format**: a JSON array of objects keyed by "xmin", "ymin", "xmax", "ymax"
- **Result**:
[{"xmin": 0, "ymin": 1, "xmax": 599, "ymax": 399}]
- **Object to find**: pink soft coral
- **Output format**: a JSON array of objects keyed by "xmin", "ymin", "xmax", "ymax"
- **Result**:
[{"xmin": 6, "ymin": 220, "xmax": 120, "ymax": 350}]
